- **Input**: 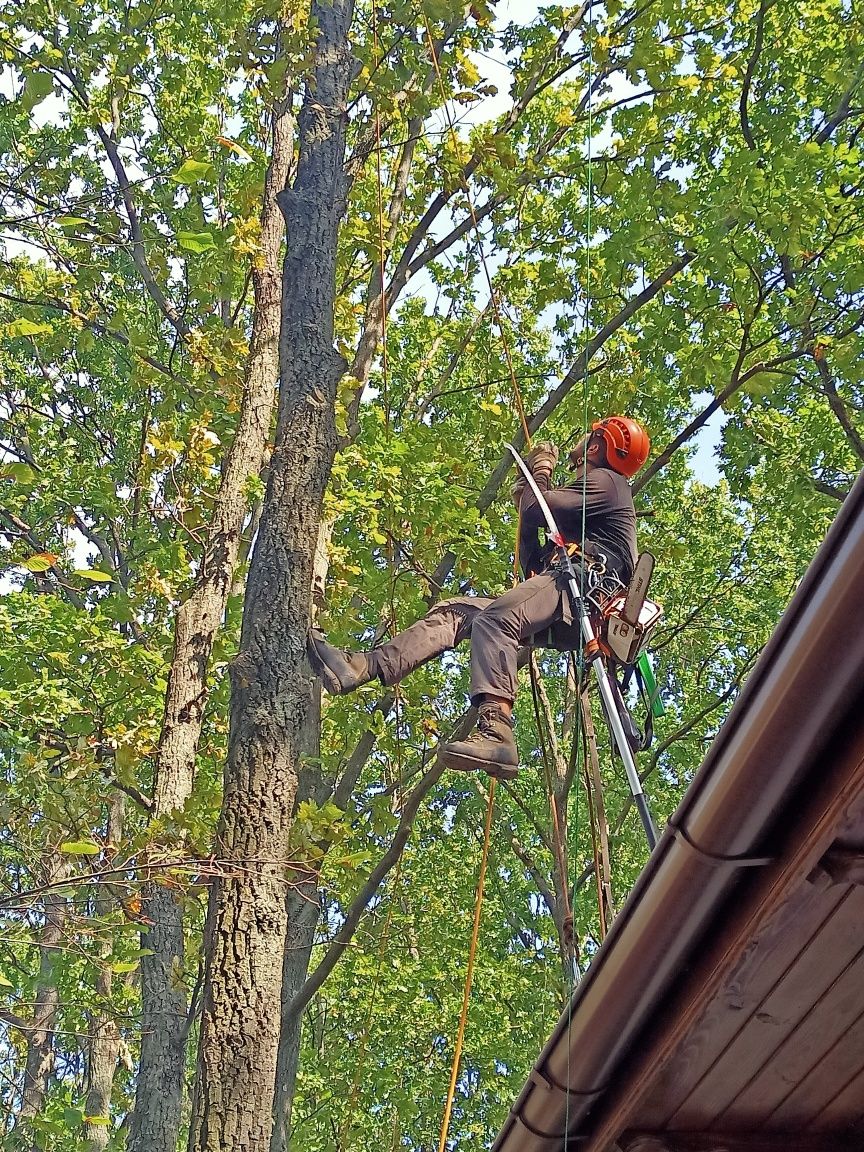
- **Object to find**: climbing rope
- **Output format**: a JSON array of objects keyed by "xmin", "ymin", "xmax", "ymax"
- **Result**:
[
  {"xmin": 416, "ymin": 27, "xmax": 535, "ymax": 1145},
  {"xmin": 418, "ymin": 12, "xmax": 602, "ymax": 1148},
  {"xmin": 417, "ymin": 23, "xmax": 574, "ymax": 969},
  {"xmin": 565, "ymin": 8, "xmax": 597, "ymax": 1146}
]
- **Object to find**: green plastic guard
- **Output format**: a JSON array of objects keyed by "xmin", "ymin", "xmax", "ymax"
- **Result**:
[{"xmin": 638, "ymin": 651, "xmax": 666, "ymax": 719}]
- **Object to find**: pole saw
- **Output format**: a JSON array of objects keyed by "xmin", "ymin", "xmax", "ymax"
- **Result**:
[{"xmin": 507, "ymin": 444, "xmax": 658, "ymax": 851}]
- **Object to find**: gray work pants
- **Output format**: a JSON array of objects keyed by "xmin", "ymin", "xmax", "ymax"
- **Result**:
[{"xmin": 373, "ymin": 571, "xmax": 581, "ymax": 703}]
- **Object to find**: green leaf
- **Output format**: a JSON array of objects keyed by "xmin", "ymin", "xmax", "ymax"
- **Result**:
[
  {"xmin": 59, "ymin": 840, "xmax": 101, "ymax": 855},
  {"xmin": 5, "ymin": 318, "xmax": 52, "ymax": 338},
  {"xmin": 63, "ymin": 1108, "xmax": 85, "ymax": 1128},
  {"xmin": 73, "ymin": 569, "xmax": 113, "ymax": 582},
  {"xmin": 76, "ymin": 329, "xmax": 97, "ymax": 354},
  {"xmin": 21, "ymin": 71, "xmax": 54, "ymax": 111},
  {"xmin": 83, "ymin": 1116, "xmax": 111, "ymax": 1125},
  {"xmin": 55, "ymin": 216, "xmax": 89, "ymax": 228},
  {"xmin": 110, "ymin": 960, "xmax": 140, "ymax": 973},
  {"xmin": 0, "ymin": 463, "xmax": 38, "ymax": 486},
  {"xmin": 172, "ymin": 159, "xmax": 215, "ymax": 184},
  {"xmin": 21, "ymin": 552, "xmax": 57, "ymax": 572},
  {"xmin": 0, "ymin": 971, "xmax": 14, "ymax": 988},
  {"xmin": 176, "ymin": 231, "xmax": 216, "ymax": 253}
]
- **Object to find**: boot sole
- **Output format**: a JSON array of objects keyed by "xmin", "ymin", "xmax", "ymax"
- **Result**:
[{"xmin": 440, "ymin": 749, "xmax": 519, "ymax": 780}]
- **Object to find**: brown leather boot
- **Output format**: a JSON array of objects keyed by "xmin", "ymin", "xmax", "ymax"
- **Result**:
[
  {"xmin": 307, "ymin": 629, "xmax": 375, "ymax": 694},
  {"xmin": 440, "ymin": 703, "xmax": 519, "ymax": 780}
]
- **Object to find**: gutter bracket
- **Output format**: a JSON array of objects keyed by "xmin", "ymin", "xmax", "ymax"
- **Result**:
[{"xmin": 667, "ymin": 819, "xmax": 775, "ymax": 868}]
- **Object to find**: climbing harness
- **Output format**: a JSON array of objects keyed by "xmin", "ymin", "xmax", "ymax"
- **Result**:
[{"xmin": 507, "ymin": 444, "xmax": 660, "ymax": 850}]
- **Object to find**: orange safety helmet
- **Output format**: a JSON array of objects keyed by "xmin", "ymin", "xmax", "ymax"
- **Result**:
[{"xmin": 591, "ymin": 416, "xmax": 650, "ymax": 478}]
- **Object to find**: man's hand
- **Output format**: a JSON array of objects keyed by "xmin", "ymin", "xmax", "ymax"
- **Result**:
[
  {"xmin": 525, "ymin": 441, "xmax": 559, "ymax": 483},
  {"xmin": 511, "ymin": 441, "xmax": 559, "ymax": 508}
]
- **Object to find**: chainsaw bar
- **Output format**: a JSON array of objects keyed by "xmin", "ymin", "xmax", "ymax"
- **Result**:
[{"xmin": 623, "ymin": 551, "xmax": 654, "ymax": 626}]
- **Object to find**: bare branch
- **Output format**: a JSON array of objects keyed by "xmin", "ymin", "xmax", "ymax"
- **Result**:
[
  {"xmin": 739, "ymin": 0, "xmax": 769, "ymax": 150},
  {"xmin": 815, "ymin": 61, "xmax": 864, "ymax": 143},
  {"xmin": 634, "ymin": 344, "xmax": 813, "ymax": 494}
]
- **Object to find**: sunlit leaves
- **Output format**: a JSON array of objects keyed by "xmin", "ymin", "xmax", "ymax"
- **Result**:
[
  {"xmin": 58, "ymin": 840, "xmax": 102, "ymax": 855},
  {"xmin": 172, "ymin": 159, "xmax": 217, "ymax": 184},
  {"xmin": 20, "ymin": 552, "xmax": 57, "ymax": 572},
  {"xmin": 176, "ymin": 231, "xmax": 217, "ymax": 253},
  {"xmin": 4, "ymin": 318, "xmax": 52, "ymax": 338}
]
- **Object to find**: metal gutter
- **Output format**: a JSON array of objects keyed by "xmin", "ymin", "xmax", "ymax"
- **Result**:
[{"xmin": 492, "ymin": 469, "xmax": 864, "ymax": 1152}]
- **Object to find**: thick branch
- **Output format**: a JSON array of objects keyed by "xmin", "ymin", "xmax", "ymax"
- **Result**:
[
  {"xmin": 739, "ymin": 0, "xmax": 769, "ymax": 150},
  {"xmin": 815, "ymin": 61, "xmax": 864, "ymax": 143},
  {"xmin": 634, "ymin": 344, "xmax": 813, "ymax": 494},
  {"xmin": 289, "ymin": 758, "xmax": 445, "ymax": 1021},
  {"xmin": 814, "ymin": 353, "xmax": 864, "ymax": 461}
]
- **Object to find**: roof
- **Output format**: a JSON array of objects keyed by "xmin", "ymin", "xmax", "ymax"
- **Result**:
[{"xmin": 492, "ymin": 468, "xmax": 864, "ymax": 1152}]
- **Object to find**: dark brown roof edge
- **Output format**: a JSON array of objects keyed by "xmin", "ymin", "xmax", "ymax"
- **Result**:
[{"xmin": 492, "ymin": 469, "xmax": 864, "ymax": 1152}]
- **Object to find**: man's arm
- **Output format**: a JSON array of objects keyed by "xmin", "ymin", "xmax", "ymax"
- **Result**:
[{"xmin": 511, "ymin": 441, "xmax": 559, "ymax": 508}]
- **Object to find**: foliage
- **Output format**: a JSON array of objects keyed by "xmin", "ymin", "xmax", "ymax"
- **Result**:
[{"xmin": 0, "ymin": 0, "xmax": 861, "ymax": 1145}]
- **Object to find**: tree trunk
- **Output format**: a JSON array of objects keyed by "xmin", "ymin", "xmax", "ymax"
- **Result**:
[
  {"xmin": 189, "ymin": 0, "xmax": 354, "ymax": 1145},
  {"xmin": 129, "ymin": 90, "xmax": 294, "ymax": 1152},
  {"xmin": 84, "ymin": 796, "xmax": 126, "ymax": 1149},
  {"xmin": 17, "ymin": 855, "xmax": 69, "ymax": 1141}
]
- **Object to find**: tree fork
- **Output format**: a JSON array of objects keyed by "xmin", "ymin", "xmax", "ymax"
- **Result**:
[{"xmin": 189, "ymin": 0, "xmax": 354, "ymax": 1145}]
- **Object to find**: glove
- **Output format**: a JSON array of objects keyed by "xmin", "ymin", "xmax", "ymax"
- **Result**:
[
  {"xmin": 525, "ymin": 441, "xmax": 559, "ymax": 483},
  {"xmin": 511, "ymin": 442, "xmax": 559, "ymax": 508}
]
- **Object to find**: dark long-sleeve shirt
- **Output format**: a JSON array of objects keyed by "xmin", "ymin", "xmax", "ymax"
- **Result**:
[{"xmin": 518, "ymin": 467, "xmax": 638, "ymax": 581}]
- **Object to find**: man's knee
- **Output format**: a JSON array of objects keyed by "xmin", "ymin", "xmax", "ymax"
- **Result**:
[{"xmin": 428, "ymin": 596, "xmax": 491, "ymax": 641}]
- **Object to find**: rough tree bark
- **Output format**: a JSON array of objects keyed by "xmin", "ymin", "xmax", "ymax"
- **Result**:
[
  {"xmin": 129, "ymin": 93, "xmax": 294, "ymax": 1152},
  {"xmin": 17, "ymin": 855, "xmax": 69, "ymax": 1142},
  {"xmin": 189, "ymin": 0, "xmax": 354, "ymax": 1145}
]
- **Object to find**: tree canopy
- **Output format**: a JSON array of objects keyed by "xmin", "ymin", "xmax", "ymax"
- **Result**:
[{"xmin": 0, "ymin": 0, "xmax": 861, "ymax": 1146}]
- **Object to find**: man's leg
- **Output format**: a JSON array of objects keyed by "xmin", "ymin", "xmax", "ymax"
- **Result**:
[
  {"xmin": 469, "ymin": 572, "xmax": 565, "ymax": 701},
  {"xmin": 441, "ymin": 573, "xmax": 565, "ymax": 778},
  {"xmin": 308, "ymin": 597, "xmax": 493, "ymax": 695}
]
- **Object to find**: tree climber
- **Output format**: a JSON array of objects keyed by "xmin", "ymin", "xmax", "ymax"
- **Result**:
[{"xmin": 308, "ymin": 416, "xmax": 650, "ymax": 780}]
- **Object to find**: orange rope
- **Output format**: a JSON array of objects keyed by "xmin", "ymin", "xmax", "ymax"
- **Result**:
[{"xmin": 437, "ymin": 777, "xmax": 496, "ymax": 1152}]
